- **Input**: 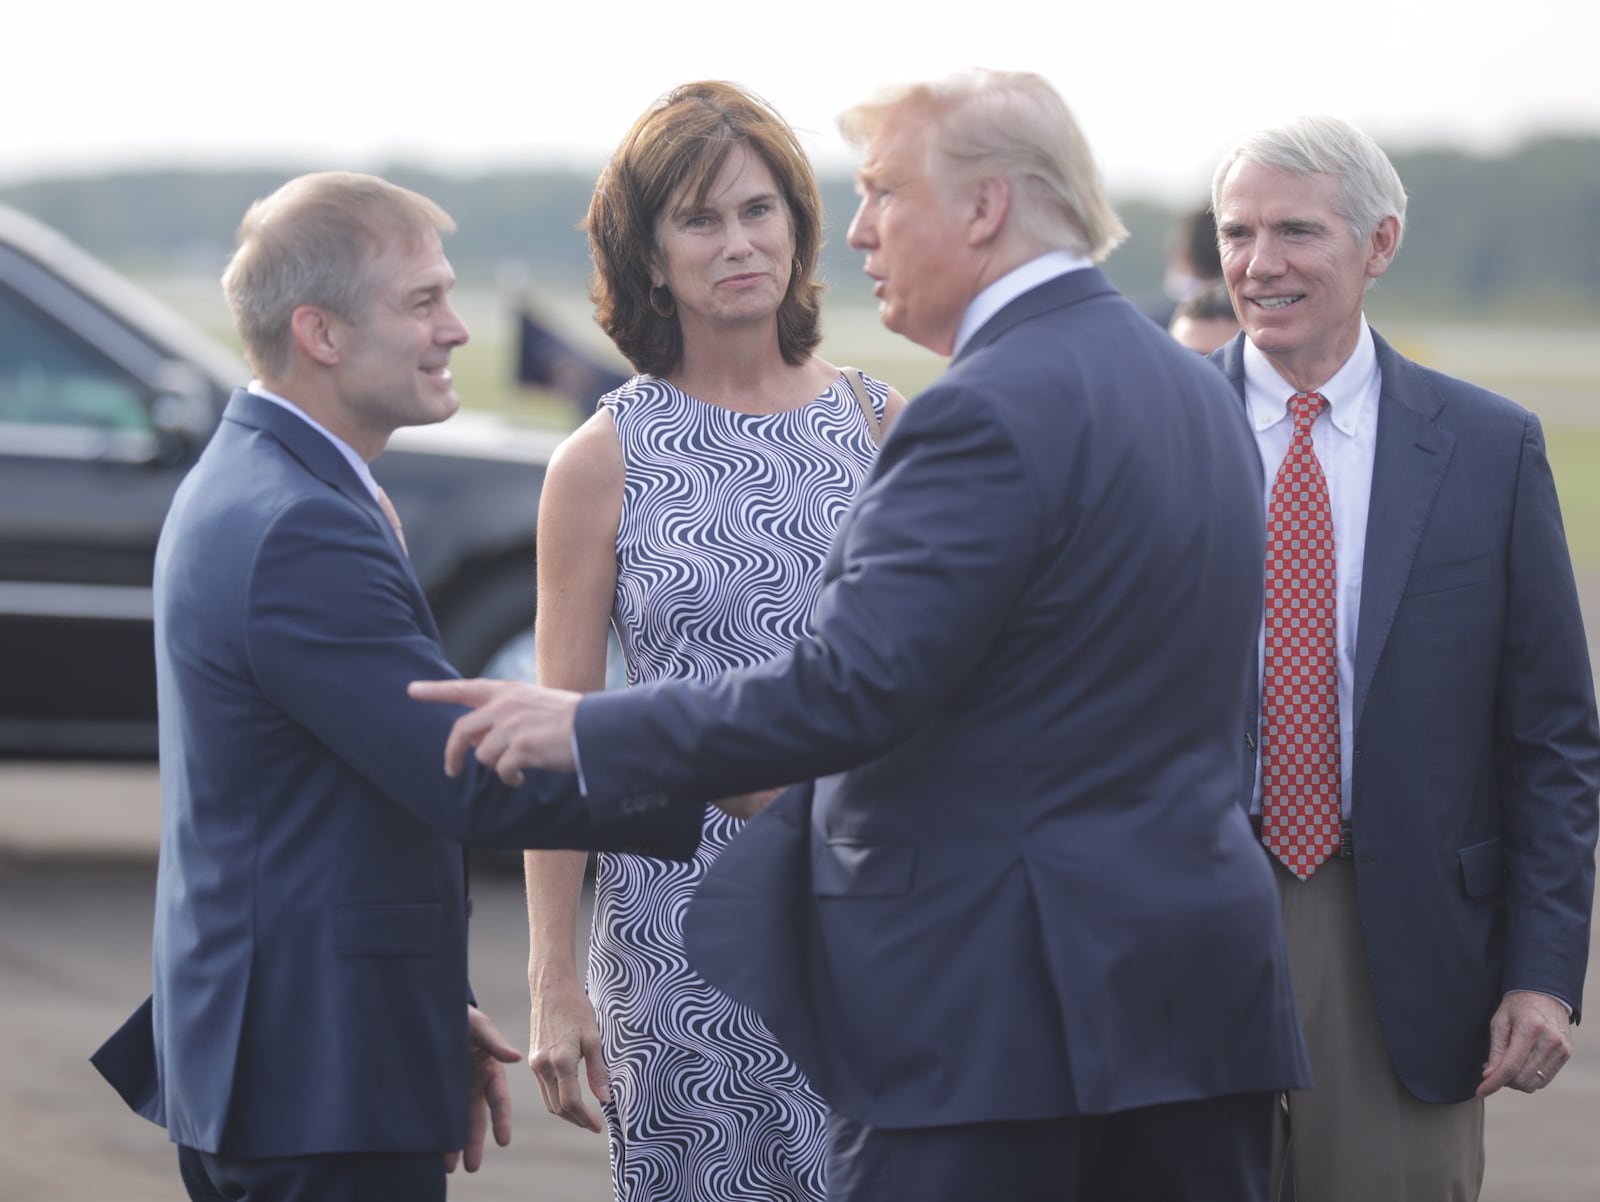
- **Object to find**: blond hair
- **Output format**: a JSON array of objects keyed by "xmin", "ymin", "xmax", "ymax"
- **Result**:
[{"xmin": 840, "ymin": 69, "xmax": 1127, "ymax": 262}]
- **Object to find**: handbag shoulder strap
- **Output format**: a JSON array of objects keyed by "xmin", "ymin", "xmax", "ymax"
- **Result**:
[{"xmin": 839, "ymin": 367, "xmax": 882, "ymax": 447}]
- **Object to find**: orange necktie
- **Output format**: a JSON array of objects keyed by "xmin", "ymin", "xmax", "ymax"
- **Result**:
[{"xmin": 375, "ymin": 485, "xmax": 408, "ymax": 556}]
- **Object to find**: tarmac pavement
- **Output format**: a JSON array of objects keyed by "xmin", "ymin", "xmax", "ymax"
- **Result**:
[{"xmin": 3, "ymin": 760, "xmax": 1598, "ymax": 1200}]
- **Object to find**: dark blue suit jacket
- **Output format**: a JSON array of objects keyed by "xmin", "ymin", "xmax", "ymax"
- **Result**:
[
  {"xmin": 574, "ymin": 269, "xmax": 1312, "ymax": 1128},
  {"xmin": 91, "ymin": 391, "xmax": 702, "ymax": 1158},
  {"xmin": 1215, "ymin": 331, "xmax": 1600, "ymax": 1102}
]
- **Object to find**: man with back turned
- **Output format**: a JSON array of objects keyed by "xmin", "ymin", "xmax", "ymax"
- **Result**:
[{"xmin": 414, "ymin": 72, "xmax": 1312, "ymax": 1200}]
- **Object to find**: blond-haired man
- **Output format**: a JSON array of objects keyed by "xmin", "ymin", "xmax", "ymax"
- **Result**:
[{"xmin": 415, "ymin": 73, "xmax": 1311, "ymax": 1200}]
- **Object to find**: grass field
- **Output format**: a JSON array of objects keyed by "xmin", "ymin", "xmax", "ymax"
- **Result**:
[{"xmin": 1548, "ymin": 429, "xmax": 1600, "ymax": 568}]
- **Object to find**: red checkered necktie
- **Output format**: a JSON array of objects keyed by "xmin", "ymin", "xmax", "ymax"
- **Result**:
[{"xmin": 1260, "ymin": 391, "xmax": 1341, "ymax": 880}]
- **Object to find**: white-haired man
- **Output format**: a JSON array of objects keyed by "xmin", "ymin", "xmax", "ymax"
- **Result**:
[{"xmin": 1211, "ymin": 115, "xmax": 1600, "ymax": 1201}]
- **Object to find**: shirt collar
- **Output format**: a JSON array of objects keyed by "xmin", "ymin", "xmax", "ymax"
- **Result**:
[
  {"xmin": 1243, "ymin": 317, "xmax": 1378, "ymax": 436},
  {"xmin": 953, "ymin": 250, "xmax": 1094, "ymax": 357},
  {"xmin": 249, "ymin": 382, "xmax": 382, "ymax": 502}
]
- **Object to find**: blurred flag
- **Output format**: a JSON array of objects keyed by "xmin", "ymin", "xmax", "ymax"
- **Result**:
[{"xmin": 515, "ymin": 309, "xmax": 629, "ymax": 417}]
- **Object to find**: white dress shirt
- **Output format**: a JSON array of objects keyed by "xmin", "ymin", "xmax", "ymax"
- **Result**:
[
  {"xmin": 1247, "ymin": 321, "xmax": 1381, "ymax": 819},
  {"xmin": 952, "ymin": 250, "xmax": 1093, "ymax": 358}
]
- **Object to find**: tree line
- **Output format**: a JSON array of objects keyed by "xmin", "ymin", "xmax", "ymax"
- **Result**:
[{"xmin": 3, "ymin": 133, "xmax": 1596, "ymax": 323}]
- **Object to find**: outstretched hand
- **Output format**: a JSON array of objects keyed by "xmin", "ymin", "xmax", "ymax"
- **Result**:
[
  {"xmin": 1477, "ymin": 990, "xmax": 1572, "ymax": 1097},
  {"xmin": 447, "ymin": 1005, "xmax": 523, "ymax": 1173},
  {"xmin": 408, "ymin": 678, "xmax": 582, "ymax": 785}
]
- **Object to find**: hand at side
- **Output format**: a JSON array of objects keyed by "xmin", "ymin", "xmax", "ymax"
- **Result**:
[
  {"xmin": 447, "ymin": 1005, "xmax": 522, "ymax": 1172},
  {"xmin": 1477, "ymin": 990, "xmax": 1572, "ymax": 1096}
]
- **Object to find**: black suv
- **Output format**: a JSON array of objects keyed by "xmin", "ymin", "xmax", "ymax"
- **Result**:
[{"xmin": 0, "ymin": 204, "xmax": 559, "ymax": 758}]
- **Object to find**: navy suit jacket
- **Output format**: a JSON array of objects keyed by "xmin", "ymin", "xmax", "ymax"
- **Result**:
[
  {"xmin": 91, "ymin": 391, "xmax": 702, "ymax": 1158},
  {"xmin": 1215, "ymin": 331, "xmax": 1600, "ymax": 1102},
  {"xmin": 574, "ymin": 269, "xmax": 1312, "ymax": 1128}
]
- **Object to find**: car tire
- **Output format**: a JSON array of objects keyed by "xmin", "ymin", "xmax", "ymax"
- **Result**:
[{"xmin": 436, "ymin": 562, "xmax": 539, "ymax": 682}]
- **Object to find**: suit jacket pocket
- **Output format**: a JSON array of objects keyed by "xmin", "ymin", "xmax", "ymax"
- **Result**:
[
  {"xmin": 813, "ymin": 840, "xmax": 915, "ymax": 897},
  {"xmin": 1458, "ymin": 837, "xmax": 1504, "ymax": 898},
  {"xmin": 335, "ymin": 902, "xmax": 443, "ymax": 957},
  {"xmin": 1403, "ymin": 551, "xmax": 1494, "ymax": 599}
]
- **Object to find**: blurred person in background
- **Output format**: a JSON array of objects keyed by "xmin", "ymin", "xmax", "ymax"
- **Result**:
[
  {"xmin": 521, "ymin": 80, "xmax": 904, "ymax": 1202},
  {"xmin": 1211, "ymin": 114, "xmax": 1600, "ymax": 1202},
  {"xmin": 1139, "ymin": 203, "xmax": 1222, "ymax": 328},
  {"xmin": 1169, "ymin": 279, "xmax": 1240, "ymax": 354}
]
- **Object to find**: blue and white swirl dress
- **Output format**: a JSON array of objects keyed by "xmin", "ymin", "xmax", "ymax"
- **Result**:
[{"xmin": 592, "ymin": 369, "xmax": 887, "ymax": 1202}]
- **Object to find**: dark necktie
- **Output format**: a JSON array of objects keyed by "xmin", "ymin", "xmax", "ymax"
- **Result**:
[{"xmin": 1260, "ymin": 391, "xmax": 1341, "ymax": 880}]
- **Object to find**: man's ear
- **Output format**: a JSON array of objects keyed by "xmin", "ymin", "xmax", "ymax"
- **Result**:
[
  {"xmin": 968, "ymin": 176, "xmax": 1012, "ymax": 247},
  {"xmin": 290, "ymin": 305, "xmax": 341, "ymax": 367},
  {"xmin": 1364, "ymin": 213, "xmax": 1401, "ymax": 281}
]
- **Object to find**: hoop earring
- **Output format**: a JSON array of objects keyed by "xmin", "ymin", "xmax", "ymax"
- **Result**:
[{"xmin": 649, "ymin": 285, "xmax": 676, "ymax": 318}]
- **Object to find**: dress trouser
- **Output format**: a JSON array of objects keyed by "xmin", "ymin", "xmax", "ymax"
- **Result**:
[
  {"xmin": 1274, "ymin": 855, "xmax": 1485, "ymax": 1202},
  {"xmin": 826, "ymin": 1091, "xmax": 1275, "ymax": 1202},
  {"xmin": 177, "ymin": 1145, "xmax": 446, "ymax": 1202}
]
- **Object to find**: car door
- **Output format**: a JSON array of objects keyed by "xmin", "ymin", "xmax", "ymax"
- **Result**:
[{"xmin": 0, "ymin": 253, "xmax": 218, "ymax": 757}]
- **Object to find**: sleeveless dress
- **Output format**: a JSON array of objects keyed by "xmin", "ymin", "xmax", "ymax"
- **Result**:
[{"xmin": 590, "ymin": 370, "xmax": 887, "ymax": 1202}]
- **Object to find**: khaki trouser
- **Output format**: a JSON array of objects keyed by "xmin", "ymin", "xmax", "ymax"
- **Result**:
[{"xmin": 1274, "ymin": 855, "xmax": 1485, "ymax": 1202}]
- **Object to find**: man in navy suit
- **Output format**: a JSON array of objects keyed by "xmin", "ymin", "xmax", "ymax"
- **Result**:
[
  {"xmin": 1210, "ymin": 115, "xmax": 1600, "ymax": 1201},
  {"xmin": 89, "ymin": 172, "xmax": 710, "ymax": 1202},
  {"xmin": 414, "ymin": 71, "xmax": 1310, "ymax": 1200}
]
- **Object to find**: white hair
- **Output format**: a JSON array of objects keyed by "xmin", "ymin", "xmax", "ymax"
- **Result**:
[{"xmin": 1212, "ymin": 114, "xmax": 1408, "ymax": 248}]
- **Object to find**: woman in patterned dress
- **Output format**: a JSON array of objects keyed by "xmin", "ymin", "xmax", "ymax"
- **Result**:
[{"xmin": 523, "ymin": 82, "xmax": 904, "ymax": 1201}]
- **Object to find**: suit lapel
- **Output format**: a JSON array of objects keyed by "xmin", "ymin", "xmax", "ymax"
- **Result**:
[
  {"xmin": 1211, "ymin": 332, "xmax": 1456, "ymax": 771},
  {"xmin": 224, "ymin": 390, "xmax": 376, "ymax": 508},
  {"xmin": 1351, "ymin": 334, "xmax": 1454, "ymax": 731},
  {"xmin": 222, "ymin": 390, "xmax": 434, "ymax": 615}
]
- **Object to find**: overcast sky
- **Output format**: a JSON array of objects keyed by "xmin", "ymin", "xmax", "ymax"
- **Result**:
[{"xmin": 8, "ymin": 0, "xmax": 1595, "ymax": 202}]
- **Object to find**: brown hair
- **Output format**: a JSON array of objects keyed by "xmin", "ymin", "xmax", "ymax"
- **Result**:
[{"xmin": 586, "ymin": 81, "xmax": 824, "ymax": 377}]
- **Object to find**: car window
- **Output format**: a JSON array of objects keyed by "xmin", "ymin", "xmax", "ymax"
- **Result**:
[{"xmin": 0, "ymin": 282, "xmax": 153, "ymax": 435}]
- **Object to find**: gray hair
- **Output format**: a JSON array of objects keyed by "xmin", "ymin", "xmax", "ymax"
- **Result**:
[
  {"xmin": 1211, "ymin": 114, "xmax": 1407, "ymax": 248},
  {"xmin": 839, "ymin": 69, "xmax": 1127, "ymax": 262},
  {"xmin": 222, "ymin": 171, "xmax": 455, "ymax": 379}
]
